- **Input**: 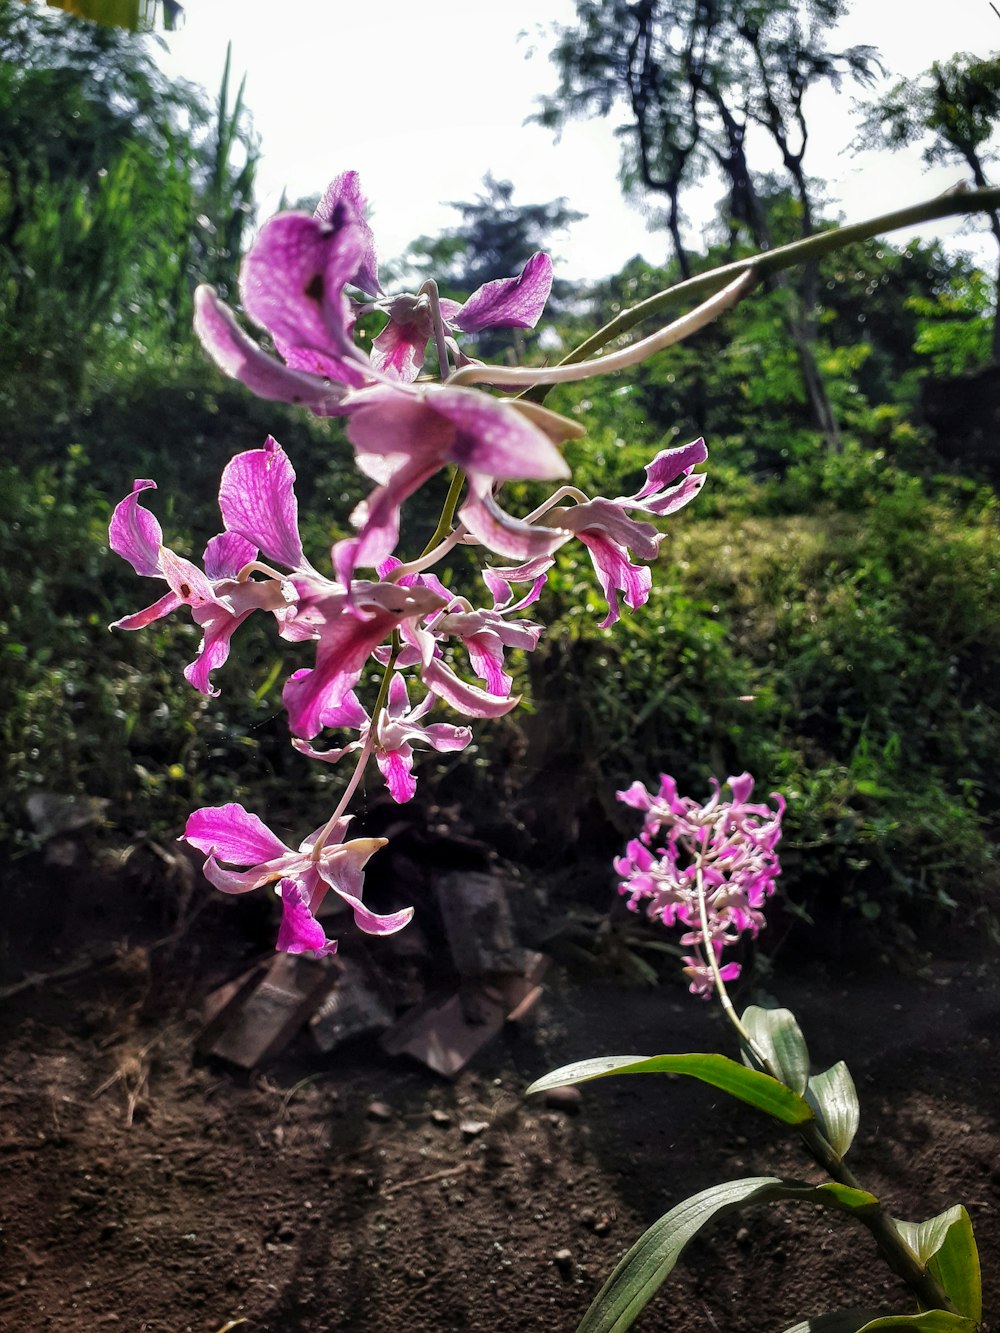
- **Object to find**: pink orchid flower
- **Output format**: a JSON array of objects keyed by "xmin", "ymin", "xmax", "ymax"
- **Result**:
[
  {"xmin": 183, "ymin": 803, "xmax": 412, "ymax": 956},
  {"xmin": 293, "ymin": 673, "xmax": 472, "ymax": 803},
  {"xmin": 108, "ymin": 478, "xmax": 293, "ymax": 695},
  {"xmin": 314, "ymin": 171, "xmax": 554, "ymax": 383},
  {"xmin": 615, "ymin": 771, "xmax": 784, "ymax": 998}
]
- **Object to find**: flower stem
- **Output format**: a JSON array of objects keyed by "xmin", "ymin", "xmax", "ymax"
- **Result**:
[
  {"xmin": 418, "ymin": 278, "xmax": 452, "ymax": 380},
  {"xmin": 421, "ymin": 467, "xmax": 467, "ymax": 556},
  {"xmin": 448, "ymin": 185, "xmax": 1000, "ymax": 397},
  {"xmin": 448, "ymin": 271, "xmax": 755, "ymax": 389},
  {"xmin": 309, "ymin": 643, "xmax": 399, "ymax": 858}
]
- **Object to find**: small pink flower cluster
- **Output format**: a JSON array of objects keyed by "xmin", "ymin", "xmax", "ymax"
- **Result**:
[
  {"xmin": 615, "ymin": 772, "xmax": 785, "ymax": 997},
  {"xmin": 109, "ymin": 171, "xmax": 709, "ymax": 957}
]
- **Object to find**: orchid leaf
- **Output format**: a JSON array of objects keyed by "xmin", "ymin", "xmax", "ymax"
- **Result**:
[
  {"xmin": 892, "ymin": 1207, "xmax": 982, "ymax": 1322},
  {"xmin": 576, "ymin": 1176, "xmax": 881, "ymax": 1333},
  {"xmin": 806, "ymin": 1061, "xmax": 861, "ymax": 1160},
  {"xmin": 576, "ymin": 1176, "xmax": 785, "ymax": 1333},
  {"xmin": 741, "ymin": 1004, "xmax": 811, "ymax": 1093},
  {"xmin": 526, "ymin": 1054, "xmax": 814, "ymax": 1126},
  {"xmin": 781, "ymin": 1310, "xmax": 976, "ymax": 1333}
]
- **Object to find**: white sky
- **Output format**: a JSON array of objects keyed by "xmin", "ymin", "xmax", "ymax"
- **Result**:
[{"xmin": 155, "ymin": 0, "xmax": 1000, "ymax": 280}]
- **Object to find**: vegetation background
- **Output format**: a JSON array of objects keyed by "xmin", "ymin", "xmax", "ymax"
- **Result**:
[{"xmin": 2, "ymin": 0, "xmax": 998, "ymax": 972}]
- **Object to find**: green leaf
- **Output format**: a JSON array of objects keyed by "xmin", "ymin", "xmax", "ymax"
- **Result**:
[
  {"xmin": 782, "ymin": 1310, "xmax": 976, "ymax": 1333},
  {"xmin": 806, "ymin": 1061, "xmax": 861, "ymax": 1159},
  {"xmin": 892, "ymin": 1207, "xmax": 982, "ymax": 1322},
  {"xmin": 526, "ymin": 1054, "xmax": 814, "ymax": 1126},
  {"xmin": 577, "ymin": 1177, "xmax": 880, "ymax": 1333},
  {"xmin": 576, "ymin": 1176, "xmax": 785, "ymax": 1333},
  {"xmin": 741, "ymin": 1005, "xmax": 811, "ymax": 1093}
]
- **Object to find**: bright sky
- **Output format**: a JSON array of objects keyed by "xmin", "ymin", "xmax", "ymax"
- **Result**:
[{"xmin": 155, "ymin": 1, "xmax": 1000, "ymax": 280}]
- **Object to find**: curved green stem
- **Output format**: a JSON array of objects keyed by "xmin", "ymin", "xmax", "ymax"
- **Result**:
[{"xmin": 497, "ymin": 185, "xmax": 1000, "ymax": 403}]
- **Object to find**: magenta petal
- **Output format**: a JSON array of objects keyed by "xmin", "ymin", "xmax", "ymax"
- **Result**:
[
  {"xmin": 184, "ymin": 802, "xmax": 291, "ymax": 864},
  {"xmin": 459, "ymin": 487, "xmax": 571, "ymax": 562},
  {"xmin": 193, "ymin": 285, "xmax": 351, "ymax": 413},
  {"xmin": 203, "ymin": 531, "xmax": 257, "ymax": 580},
  {"xmin": 276, "ymin": 879, "xmax": 339, "ymax": 955},
  {"xmin": 334, "ymin": 883, "xmax": 414, "ymax": 936},
  {"xmin": 109, "ymin": 480, "xmax": 163, "ymax": 577},
  {"xmin": 183, "ymin": 603, "xmax": 252, "ymax": 696},
  {"xmin": 426, "ymin": 386, "xmax": 569, "ymax": 481},
  {"xmin": 419, "ymin": 722, "xmax": 473, "ymax": 752},
  {"xmin": 202, "ymin": 855, "xmax": 274, "ymax": 895},
  {"xmin": 333, "ymin": 455, "xmax": 441, "ymax": 584},
  {"xmin": 561, "ymin": 499, "xmax": 662, "ymax": 561},
  {"xmin": 240, "ymin": 212, "xmax": 361, "ymax": 366},
  {"xmin": 369, "ymin": 317, "xmax": 430, "ymax": 383},
  {"xmin": 110, "ymin": 589, "xmax": 181, "ymax": 631},
  {"xmin": 631, "ymin": 438, "xmax": 707, "ymax": 493},
  {"xmin": 577, "ymin": 531, "xmax": 652, "ymax": 628},
  {"xmin": 158, "ymin": 547, "xmax": 216, "ymax": 607},
  {"xmin": 315, "ymin": 170, "xmax": 381, "ymax": 296},
  {"xmin": 219, "ymin": 438, "xmax": 305, "ymax": 570},
  {"xmin": 420, "ymin": 655, "xmax": 519, "ymax": 719},
  {"xmin": 376, "ymin": 747, "xmax": 417, "ymax": 803},
  {"xmin": 319, "ymin": 689, "xmax": 370, "ymax": 732},
  {"xmin": 453, "ymin": 253, "xmax": 553, "ymax": 332}
]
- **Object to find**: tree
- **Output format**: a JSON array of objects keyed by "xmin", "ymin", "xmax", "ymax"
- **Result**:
[
  {"xmin": 858, "ymin": 55, "xmax": 1000, "ymax": 361},
  {"xmin": 537, "ymin": 0, "xmax": 882, "ymax": 448},
  {"xmin": 0, "ymin": 1, "xmax": 257, "ymax": 407}
]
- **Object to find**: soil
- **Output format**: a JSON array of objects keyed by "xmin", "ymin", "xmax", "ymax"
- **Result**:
[{"xmin": 1, "ymin": 848, "xmax": 997, "ymax": 1333}]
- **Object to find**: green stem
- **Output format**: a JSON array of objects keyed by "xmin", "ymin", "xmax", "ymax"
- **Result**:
[
  {"xmin": 500, "ymin": 185, "xmax": 1000, "ymax": 401},
  {"xmin": 421, "ymin": 468, "xmax": 466, "ymax": 556},
  {"xmin": 694, "ymin": 857, "xmax": 958, "ymax": 1311}
]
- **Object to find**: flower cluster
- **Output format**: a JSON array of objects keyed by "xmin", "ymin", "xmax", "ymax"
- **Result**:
[
  {"xmin": 110, "ymin": 170, "xmax": 709, "ymax": 957},
  {"xmin": 615, "ymin": 772, "xmax": 784, "ymax": 997}
]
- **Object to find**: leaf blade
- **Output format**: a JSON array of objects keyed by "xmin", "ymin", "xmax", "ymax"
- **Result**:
[{"xmin": 527, "ymin": 1053, "xmax": 814, "ymax": 1126}]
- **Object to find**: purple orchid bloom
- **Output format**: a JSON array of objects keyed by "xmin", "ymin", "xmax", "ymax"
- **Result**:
[
  {"xmin": 281, "ymin": 578, "xmax": 448, "ymax": 740},
  {"xmin": 195, "ymin": 169, "xmax": 551, "ymax": 395},
  {"xmin": 332, "ymin": 381, "xmax": 571, "ymax": 585},
  {"xmin": 293, "ymin": 673, "xmax": 472, "ymax": 803},
  {"xmin": 108, "ymin": 478, "xmax": 293, "ymax": 695},
  {"xmin": 548, "ymin": 437, "xmax": 709, "ymax": 627},
  {"xmin": 317, "ymin": 171, "xmax": 553, "ymax": 383},
  {"xmin": 183, "ymin": 802, "xmax": 412, "ymax": 956},
  {"xmin": 615, "ymin": 771, "xmax": 784, "ymax": 998}
]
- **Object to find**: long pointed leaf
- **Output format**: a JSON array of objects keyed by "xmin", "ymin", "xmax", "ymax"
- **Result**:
[
  {"xmin": 527, "ymin": 1053, "xmax": 814, "ymax": 1126},
  {"xmin": 577, "ymin": 1177, "xmax": 879, "ymax": 1333},
  {"xmin": 576, "ymin": 1176, "xmax": 784, "ymax": 1333}
]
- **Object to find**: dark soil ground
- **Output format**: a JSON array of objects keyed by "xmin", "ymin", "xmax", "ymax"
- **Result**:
[{"xmin": 1, "ymin": 849, "xmax": 997, "ymax": 1333}]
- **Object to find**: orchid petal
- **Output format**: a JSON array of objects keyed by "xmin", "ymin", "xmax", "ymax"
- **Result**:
[
  {"xmin": 314, "ymin": 170, "xmax": 381, "ymax": 296},
  {"xmin": 459, "ymin": 486, "xmax": 570, "ymax": 562},
  {"xmin": 276, "ymin": 879, "xmax": 339, "ymax": 955},
  {"xmin": 203, "ymin": 531, "xmax": 257, "ymax": 581},
  {"xmin": 453, "ymin": 253, "xmax": 553, "ymax": 332},
  {"xmin": 193, "ymin": 285, "xmax": 350, "ymax": 413},
  {"xmin": 109, "ymin": 480, "xmax": 163, "ymax": 577},
  {"xmin": 376, "ymin": 746, "xmax": 417, "ymax": 804},
  {"xmin": 110, "ymin": 589, "xmax": 181, "ymax": 631},
  {"xmin": 184, "ymin": 802, "xmax": 291, "ymax": 865},
  {"xmin": 240, "ymin": 212, "xmax": 366, "ymax": 380},
  {"xmin": 576, "ymin": 530, "xmax": 652, "ymax": 628},
  {"xmin": 369, "ymin": 311, "xmax": 431, "ymax": 383},
  {"xmin": 219, "ymin": 437, "xmax": 306, "ymax": 570}
]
